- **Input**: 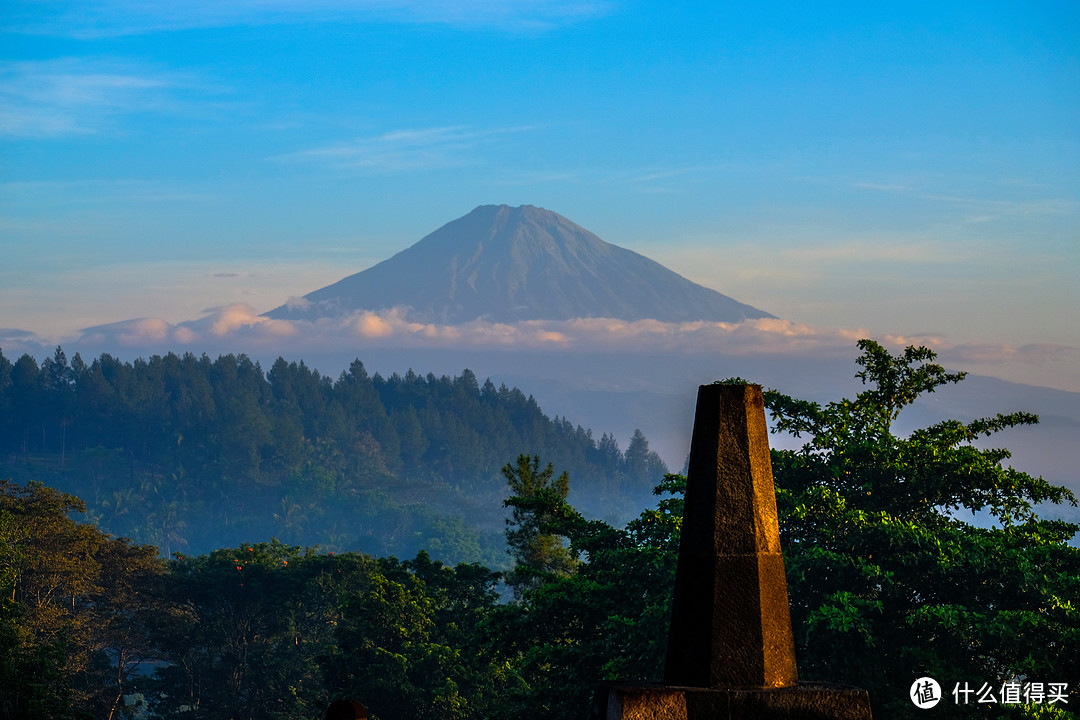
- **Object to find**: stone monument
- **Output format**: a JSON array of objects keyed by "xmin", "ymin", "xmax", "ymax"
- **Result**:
[{"xmin": 592, "ymin": 384, "xmax": 873, "ymax": 719}]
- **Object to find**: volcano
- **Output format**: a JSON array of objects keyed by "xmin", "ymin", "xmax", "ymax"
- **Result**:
[{"xmin": 265, "ymin": 204, "xmax": 773, "ymax": 324}]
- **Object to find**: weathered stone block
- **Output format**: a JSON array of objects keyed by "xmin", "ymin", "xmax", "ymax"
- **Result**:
[
  {"xmin": 593, "ymin": 683, "xmax": 873, "ymax": 720},
  {"xmin": 595, "ymin": 384, "xmax": 872, "ymax": 719},
  {"xmin": 664, "ymin": 384, "xmax": 797, "ymax": 690}
]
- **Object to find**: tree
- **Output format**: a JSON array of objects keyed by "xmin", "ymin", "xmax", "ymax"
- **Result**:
[
  {"xmin": 501, "ymin": 454, "xmax": 577, "ymax": 594},
  {"xmin": 41, "ymin": 346, "xmax": 77, "ymax": 470},
  {"xmin": 492, "ymin": 341, "xmax": 1079, "ymax": 720},
  {"xmin": 150, "ymin": 541, "xmax": 369, "ymax": 720},
  {"xmin": 0, "ymin": 479, "xmax": 166, "ymax": 720},
  {"xmin": 328, "ymin": 552, "xmax": 519, "ymax": 720},
  {"xmin": 490, "ymin": 472, "xmax": 684, "ymax": 720},
  {"xmin": 8, "ymin": 353, "xmax": 42, "ymax": 462},
  {"xmin": 622, "ymin": 428, "xmax": 668, "ymax": 495},
  {"xmin": 763, "ymin": 340, "xmax": 1080, "ymax": 718}
]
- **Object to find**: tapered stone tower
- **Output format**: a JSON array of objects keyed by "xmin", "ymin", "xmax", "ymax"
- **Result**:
[{"xmin": 592, "ymin": 384, "xmax": 873, "ymax": 720}]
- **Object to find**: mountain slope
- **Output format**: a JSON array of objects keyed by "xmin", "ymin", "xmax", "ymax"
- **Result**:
[{"xmin": 265, "ymin": 204, "xmax": 773, "ymax": 323}]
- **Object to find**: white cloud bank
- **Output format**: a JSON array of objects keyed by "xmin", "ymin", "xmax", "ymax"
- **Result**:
[
  {"xmin": 3, "ymin": 305, "xmax": 1075, "ymax": 392},
  {"xmin": 0, "ymin": 305, "xmax": 1060, "ymax": 390},
  {"xmin": 67, "ymin": 305, "xmax": 870, "ymax": 355}
]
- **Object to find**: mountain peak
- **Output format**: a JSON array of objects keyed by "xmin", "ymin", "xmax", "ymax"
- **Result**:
[{"xmin": 265, "ymin": 205, "xmax": 774, "ymax": 324}]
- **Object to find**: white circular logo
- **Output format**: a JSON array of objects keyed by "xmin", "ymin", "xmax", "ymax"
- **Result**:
[{"xmin": 910, "ymin": 677, "xmax": 942, "ymax": 709}]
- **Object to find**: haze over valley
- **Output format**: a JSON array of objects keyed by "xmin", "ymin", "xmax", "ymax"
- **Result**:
[{"xmin": 2, "ymin": 1, "xmax": 1077, "ymax": 533}]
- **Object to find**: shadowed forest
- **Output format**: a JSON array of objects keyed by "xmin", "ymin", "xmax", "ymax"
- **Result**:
[
  {"xmin": 2, "ymin": 341, "xmax": 1078, "ymax": 720},
  {"xmin": 0, "ymin": 348, "xmax": 666, "ymax": 564}
]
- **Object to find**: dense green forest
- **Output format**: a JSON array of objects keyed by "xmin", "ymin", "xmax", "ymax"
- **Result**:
[
  {"xmin": 2, "ymin": 341, "xmax": 1078, "ymax": 719},
  {"xmin": 0, "ymin": 347, "xmax": 666, "ymax": 563}
]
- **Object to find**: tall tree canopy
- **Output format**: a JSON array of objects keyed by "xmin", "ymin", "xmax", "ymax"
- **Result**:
[
  {"xmin": 765, "ymin": 340, "xmax": 1079, "ymax": 717},
  {"xmin": 493, "ymin": 340, "xmax": 1078, "ymax": 719},
  {"xmin": 0, "ymin": 480, "xmax": 165, "ymax": 720},
  {"xmin": 502, "ymin": 454, "xmax": 577, "ymax": 595}
]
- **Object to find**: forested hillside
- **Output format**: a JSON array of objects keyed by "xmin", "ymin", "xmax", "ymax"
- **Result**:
[
  {"xmin": 0, "ymin": 347, "xmax": 666, "ymax": 562},
  {"xmin": 3, "ymin": 342, "xmax": 1076, "ymax": 720}
]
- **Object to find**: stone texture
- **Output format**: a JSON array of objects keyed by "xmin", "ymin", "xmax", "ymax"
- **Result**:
[
  {"xmin": 664, "ymin": 384, "xmax": 797, "ymax": 689},
  {"xmin": 593, "ymin": 683, "xmax": 873, "ymax": 720}
]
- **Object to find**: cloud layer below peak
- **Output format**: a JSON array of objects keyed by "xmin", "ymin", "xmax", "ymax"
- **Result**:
[
  {"xmin": 2, "ymin": 304, "xmax": 1074, "ymax": 393},
  {"xmin": 71, "ymin": 305, "xmax": 872, "ymax": 355}
]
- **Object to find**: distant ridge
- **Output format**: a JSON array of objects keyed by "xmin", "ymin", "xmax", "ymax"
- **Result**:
[{"xmin": 265, "ymin": 204, "xmax": 774, "ymax": 324}]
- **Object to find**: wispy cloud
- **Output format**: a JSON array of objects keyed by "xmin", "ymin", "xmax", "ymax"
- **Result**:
[
  {"xmin": 280, "ymin": 125, "xmax": 540, "ymax": 172},
  {"xmin": 649, "ymin": 236, "xmax": 973, "ymax": 293},
  {"xmin": 852, "ymin": 181, "xmax": 913, "ymax": 192},
  {"xmin": 938, "ymin": 341, "xmax": 1080, "ymax": 368},
  {"xmin": 0, "ymin": 178, "xmax": 217, "ymax": 205},
  {"xmin": 0, "ymin": 58, "xmax": 195, "ymax": 137},
  {"xmin": 488, "ymin": 162, "xmax": 736, "ymax": 195},
  {"xmin": 5, "ymin": 0, "xmax": 612, "ymax": 37},
  {"xmin": 779, "ymin": 239, "xmax": 968, "ymax": 265},
  {"xmin": 851, "ymin": 176, "xmax": 1077, "ymax": 222}
]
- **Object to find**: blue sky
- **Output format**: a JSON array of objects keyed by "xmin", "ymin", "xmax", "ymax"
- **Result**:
[{"xmin": 2, "ymin": 1, "xmax": 1078, "ymax": 390}]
